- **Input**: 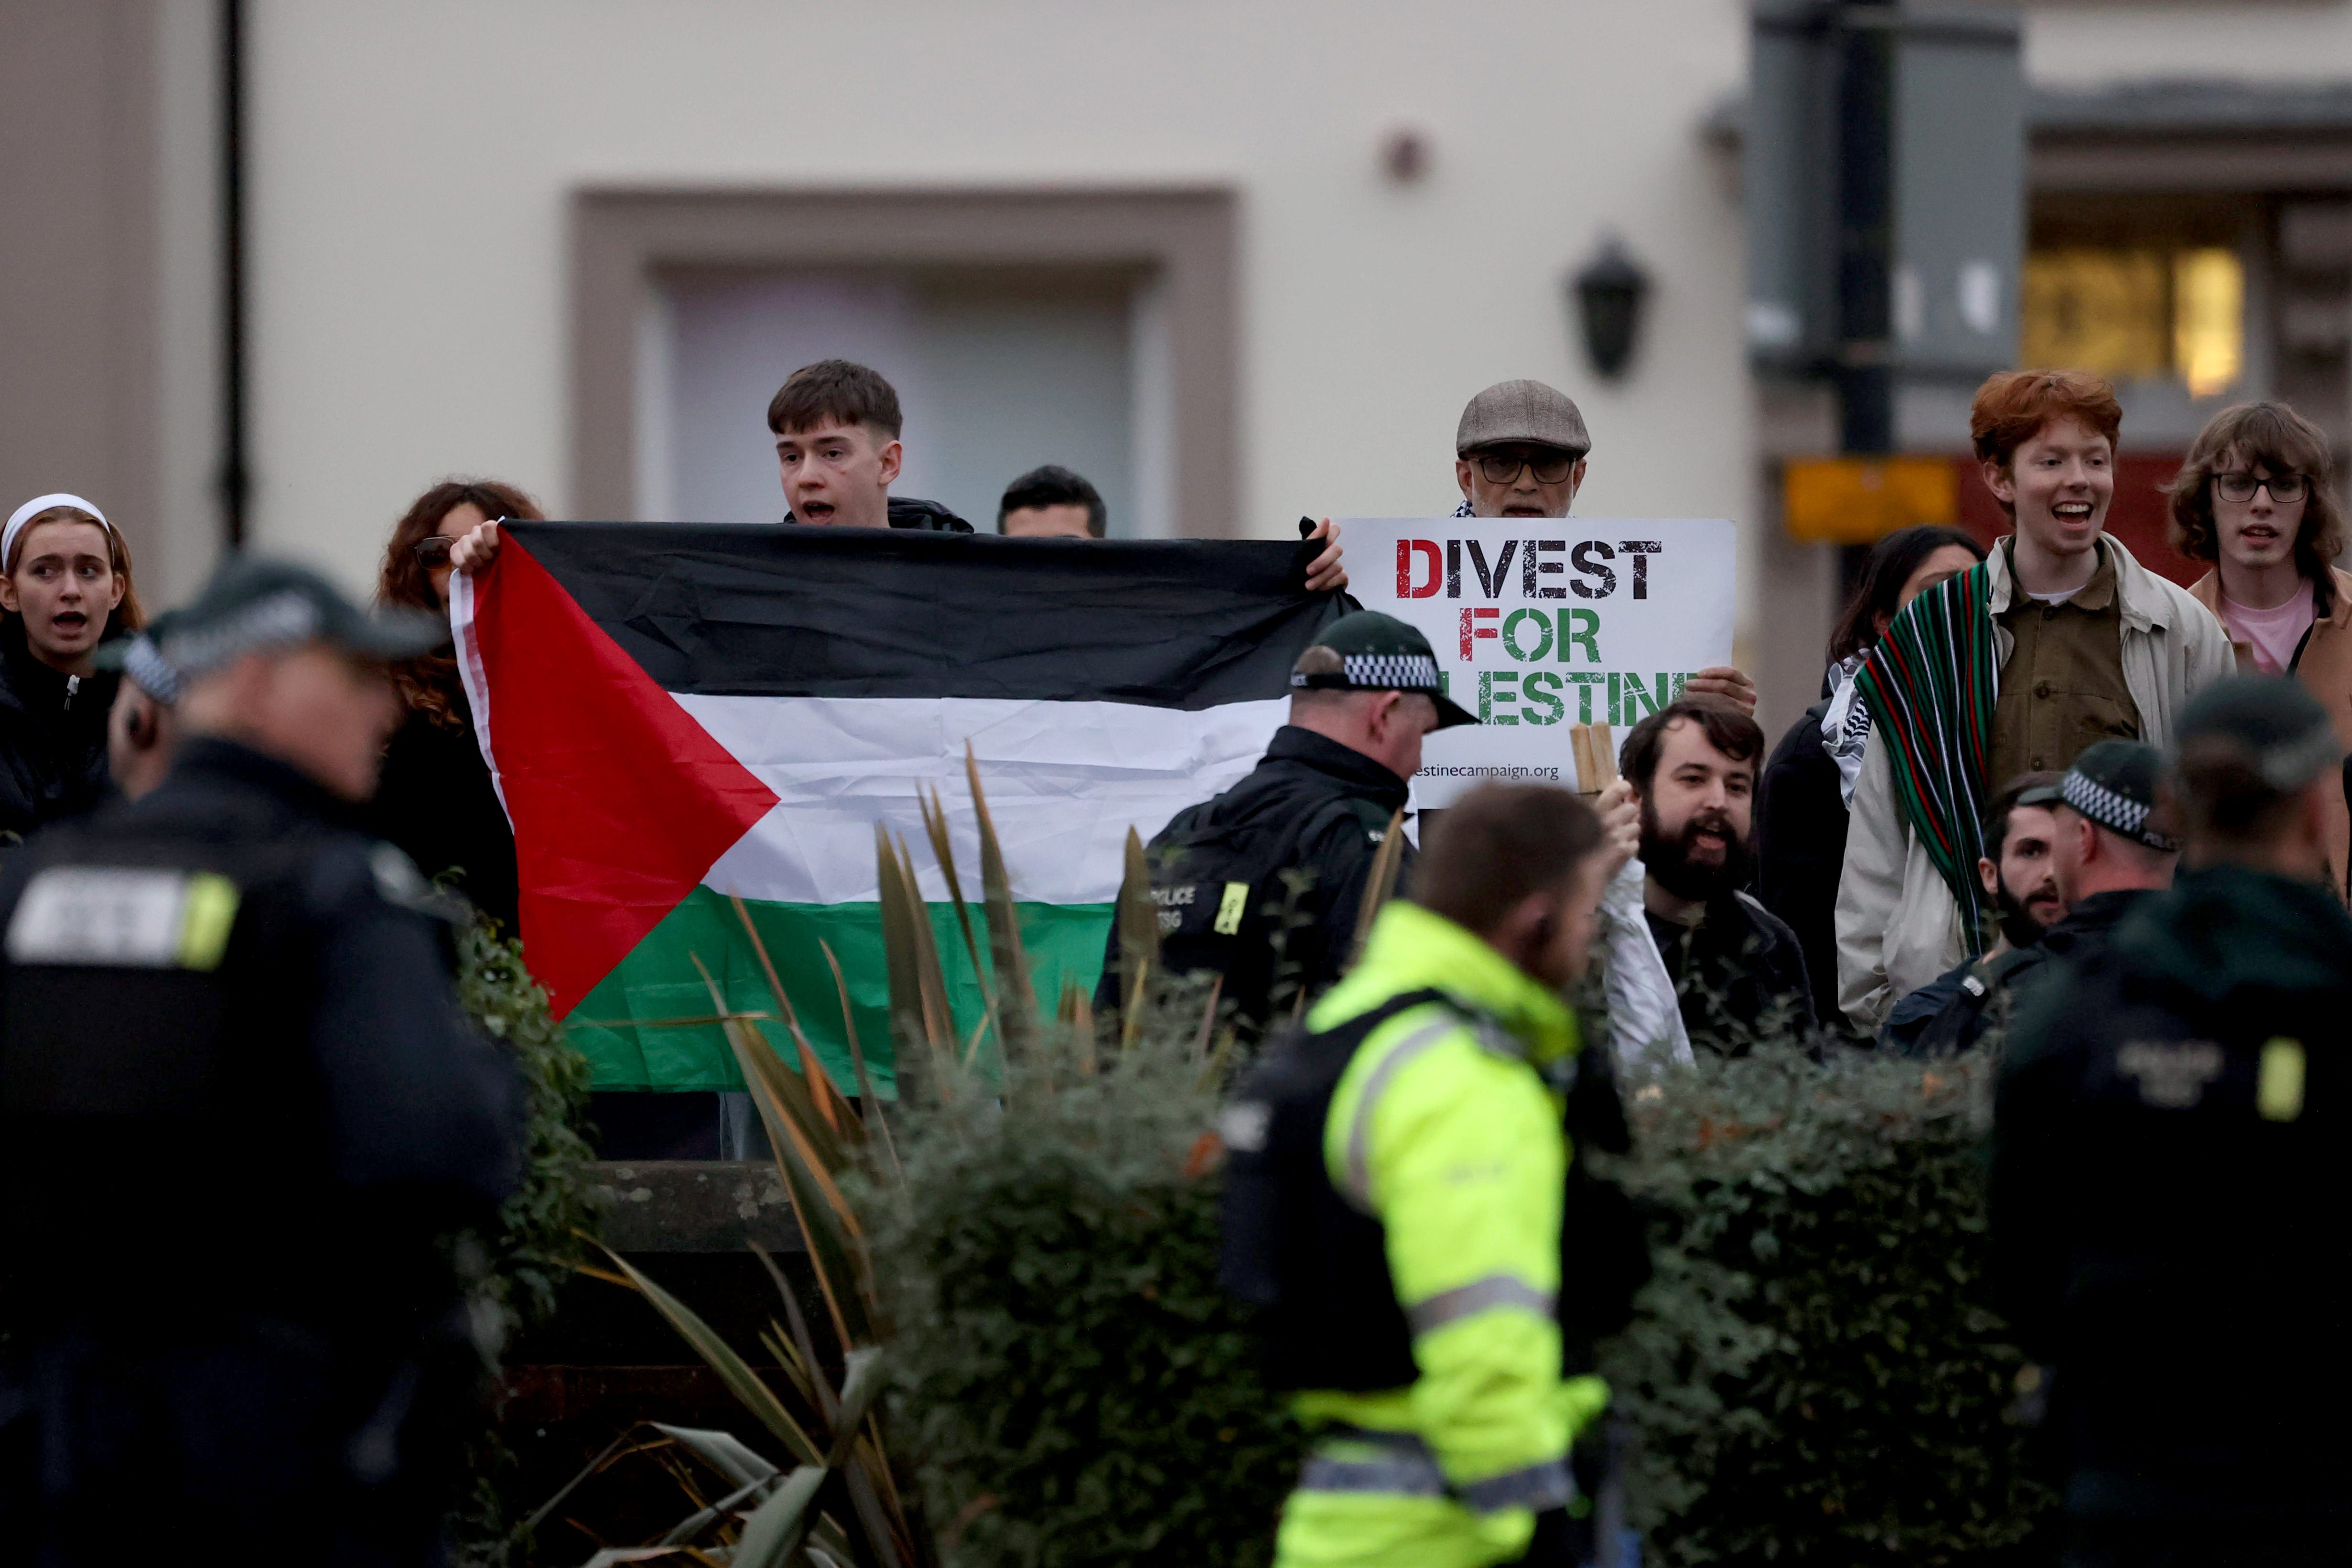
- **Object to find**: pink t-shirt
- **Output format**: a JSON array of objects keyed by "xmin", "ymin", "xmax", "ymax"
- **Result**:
[{"xmin": 2220, "ymin": 582, "xmax": 2317, "ymax": 675}]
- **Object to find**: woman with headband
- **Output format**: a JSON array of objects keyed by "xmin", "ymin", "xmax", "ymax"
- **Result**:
[{"xmin": 0, "ymin": 494, "xmax": 144, "ymax": 845}]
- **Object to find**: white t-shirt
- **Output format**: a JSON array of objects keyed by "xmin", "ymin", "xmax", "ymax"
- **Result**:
[{"xmin": 2219, "ymin": 582, "xmax": 2317, "ymax": 675}]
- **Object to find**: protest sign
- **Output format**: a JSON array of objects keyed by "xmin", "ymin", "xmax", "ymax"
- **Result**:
[{"xmin": 1338, "ymin": 518, "xmax": 1738, "ymax": 808}]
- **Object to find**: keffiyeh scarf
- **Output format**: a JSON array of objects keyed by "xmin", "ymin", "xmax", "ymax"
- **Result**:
[
  {"xmin": 1853, "ymin": 563, "xmax": 2001, "ymax": 956},
  {"xmin": 1819, "ymin": 653, "xmax": 1872, "ymax": 806}
]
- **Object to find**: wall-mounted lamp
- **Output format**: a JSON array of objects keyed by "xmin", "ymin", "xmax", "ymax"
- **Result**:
[{"xmin": 1572, "ymin": 235, "xmax": 1651, "ymax": 379}]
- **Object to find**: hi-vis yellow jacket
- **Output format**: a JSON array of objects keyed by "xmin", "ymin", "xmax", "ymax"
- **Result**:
[{"xmin": 1274, "ymin": 900, "xmax": 1610, "ymax": 1568}]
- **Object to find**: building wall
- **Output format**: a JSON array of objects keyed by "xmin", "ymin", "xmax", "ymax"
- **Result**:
[
  {"xmin": 2025, "ymin": 1, "xmax": 2352, "ymax": 89},
  {"xmin": 238, "ymin": 0, "xmax": 1753, "ymax": 619}
]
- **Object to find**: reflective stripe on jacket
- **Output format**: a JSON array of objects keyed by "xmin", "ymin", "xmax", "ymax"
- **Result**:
[{"xmin": 1275, "ymin": 900, "xmax": 1608, "ymax": 1568}]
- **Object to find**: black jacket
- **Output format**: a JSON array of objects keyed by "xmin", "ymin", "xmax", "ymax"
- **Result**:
[
  {"xmin": 781, "ymin": 496, "xmax": 975, "ymax": 533},
  {"xmin": 0, "ymin": 619, "xmax": 119, "ymax": 848},
  {"xmin": 0, "ymin": 738, "xmax": 521, "ymax": 1551},
  {"xmin": 1645, "ymin": 889, "xmax": 1815, "ymax": 1053},
  {"xmin": 1895, "ymin": 888, "xmax": 2152, "ymax": 1058},
  {"xmin": 1755, "ymin": 699, "xmax": 1848, "ymax": 1032},
  {"xmin": 1991, "ymin": 866, "xmax": 2352, "ymax": 1529},
  {"xmin": 367, "ymin": 688, "xmax": 519, "ymax": 931},
  {"xmin": 1102, "ymin": 726, "xmax": 1411, "ymax": 1034}
]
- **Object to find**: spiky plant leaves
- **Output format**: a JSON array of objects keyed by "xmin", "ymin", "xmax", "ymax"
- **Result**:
[
  {"xmin": 875, "ymin": 825, "xmax": 950, "ymax": 1101},
  {"xmin": 965, "ymin": 743, "xmax": 1036, "ymax": 1051},
  {"xmin": 595, "ymin": 1244, "xmax": 823, "ymax": 1467},
  {"xmin": 1115, "ymin": 827, "xmax": 1160, "ymax": 1049},
  {"xmin": 729, "ymin": 1463, "xmax": 830, "ymax": 1568}
]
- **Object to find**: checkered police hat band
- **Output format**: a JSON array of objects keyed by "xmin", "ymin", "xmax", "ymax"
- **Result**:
[
  {"xmin": 1345, "ymin": 653, "xmax": 1440, "ymax": 690},
  {"xmin": 1289, "ymin": 651, "xmax": 1443, "ymax": 694},
  {"xmin": 2061, "ymin": 770, "xmax": 2178, "ymax": 852}
]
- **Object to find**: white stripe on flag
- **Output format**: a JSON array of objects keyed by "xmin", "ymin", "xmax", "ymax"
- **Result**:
[
  {"xmin": 447, "ymin": 570, "xmax": 510, "ymax": 825},
  {"xmin": 680, "ymin": 694, "xmax": 1289, "ymax": 906}
]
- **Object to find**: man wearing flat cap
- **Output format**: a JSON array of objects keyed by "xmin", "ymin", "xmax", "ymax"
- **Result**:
[
  {"xmin": 1450, "ymin": 379, "xmax": 1755, "ymax": 717},
  {"xmin": 1103, "ymin": 611, "xmax": 1474, "ymax": 1038},
  {"xmin": 0, "ymin": 555, "xmax": 520, "ymax": 1559},
  {"xmin": 1904, "ymin": 740, "xmax": 2176, "ymax": 1057},
  {"xmin": 1991, "ymin": 676, "xmax": 2352, "ymax": 1567}
]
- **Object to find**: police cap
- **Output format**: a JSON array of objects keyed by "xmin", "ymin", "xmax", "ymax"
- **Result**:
[
  {"xmin": 100, "ymin": 554, "xmax": 447, "ymax": 685},
  {"xmin": 2019, "ymin": 738, "xmax": 2177, "ymax": 852},
  {"xmin": 1290, "ymin": 611, "xmax": 1478, "ymax": 729},
  {"xmin": 2173, "ymin": 673, "xmax": 2339, "ymax": 791}
]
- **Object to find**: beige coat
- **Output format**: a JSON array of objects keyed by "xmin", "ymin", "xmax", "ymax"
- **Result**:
[
  {"xmin": 1836, "ymin": 536, "xmax": 2235, "ymax": 1030},
  {"xmin": 2187, "ymin": 565, "xmax": 2352, "ymax": 900}
]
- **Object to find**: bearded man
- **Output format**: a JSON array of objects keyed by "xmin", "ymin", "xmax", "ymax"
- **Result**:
[
  {"xmin": 1621, "ymin": 698, "xmax": 1814, "ymax": 1051},
  {"xmin": 1879, "ymin": 770, "xmax": 2067, "ymax": 1054}
]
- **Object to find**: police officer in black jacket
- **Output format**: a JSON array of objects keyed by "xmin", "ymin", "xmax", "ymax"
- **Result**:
[
  {"xmin": 0, "ymin": 557, "xmax": 522, "ymax": 1564},
  {"xmin": 1992, "ymin": 677, "xmax": 2352, "ymax": 1567},
  {"xmin": 1104, "ymin": 612, "xmax": 1475, "ymax": 1037},
  {"xmin": 1906, "ymin": 742, "xmax": 2176, "ymax": 1059}
]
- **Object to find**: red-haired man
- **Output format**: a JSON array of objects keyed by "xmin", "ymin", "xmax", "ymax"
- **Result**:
[{"xmin": 1834, "ymin": 371, "xmax": 2233, "ymax": 1030}]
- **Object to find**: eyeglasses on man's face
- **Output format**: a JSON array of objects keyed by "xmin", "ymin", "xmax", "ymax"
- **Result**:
[
  {"xmin": 1472, "ymin": 449, "xmax": 1579, "ymax": 487},
  {"xmin": 2213, "ymin": 470, "xmax": 2308, "ymax": 504}
]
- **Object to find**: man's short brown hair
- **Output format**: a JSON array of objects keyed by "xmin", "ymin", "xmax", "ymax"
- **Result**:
[
  {"xmin": 1618, "ymin": 697, "xmax": 1765, "ymax": 796},
  {"xmin": 766, "ymin": 359, "xmax": 904, "ymax": 439},
  {"xmin": 1981, "ymin": 768, "xmax": 2063, "ymax": 859},
  {"xmin": 1413, "ymin": 784, "xmax": 1604, "ymax": 937}
]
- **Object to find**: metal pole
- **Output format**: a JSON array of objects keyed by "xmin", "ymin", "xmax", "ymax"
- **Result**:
[
  {"xmin": 218, "ymin": 0, "xmax": 249, "ymax": 550},
  {"xmin": 1834, "ymin": 0, "xmax": 1896, "ymax": 592}
]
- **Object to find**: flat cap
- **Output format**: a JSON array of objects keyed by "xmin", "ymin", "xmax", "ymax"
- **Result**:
[
  {"xmin": 2174, "ymin": 673, "xmax": 2340, "ymax": 791},
  {"xmin": 1456, "ymin": 380, "xmax": 1591, "ymax": 460},
  {"xmin": 1292, "ymin": 611, "xmax": 1478, "ymax": 729}
]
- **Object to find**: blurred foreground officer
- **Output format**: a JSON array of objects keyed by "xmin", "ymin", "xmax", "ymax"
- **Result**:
[
  {"xmin": 1106, "ymin": 611, "xmax": 1474, "ymax": 1035},
  {"xmin": 1222, "ymin": 784, "xmax": 1645, "ymax": 1568},
  {"xmin": 0, "ymin": 557, "xmax": 522, "ymax": 1566},
  {"xmin": 1992, "ymin": 675, "xmax": 2352, "ymax": 1568}
]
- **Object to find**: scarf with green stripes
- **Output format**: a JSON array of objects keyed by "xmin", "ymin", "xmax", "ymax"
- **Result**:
[{"xmin": 1853, "ymin": 562, "xmax": 1999, "ymax": 955}]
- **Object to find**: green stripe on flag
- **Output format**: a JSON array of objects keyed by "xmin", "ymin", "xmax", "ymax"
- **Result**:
[{"xmin": 562, "ymin": 887, "xmax": 1113, "ymax": 1094}]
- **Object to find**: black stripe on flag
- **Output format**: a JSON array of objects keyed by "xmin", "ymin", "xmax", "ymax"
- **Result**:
[{"xmin": 505, "ymin": 522, "xmax": 1354, "ymax": 709}]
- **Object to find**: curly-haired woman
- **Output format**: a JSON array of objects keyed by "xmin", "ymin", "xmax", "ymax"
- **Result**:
[
  {"xmin": 2170, "ymin": 400, "xmax": 2352, "ymax": 895},
  {"xmin": 367, "ymin": 478, "xmax": 541, "ymax": 928}
]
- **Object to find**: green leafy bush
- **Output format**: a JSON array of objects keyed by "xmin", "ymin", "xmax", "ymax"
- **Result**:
[
  {"xmin": 860, "ymin": 975, "xmax": 1302, "ymax": 1568},
  {"xmin": 1599, "ymin": 1043, "xmax": 2057, "ymax": 1566},
  {"xmin": 448, "ymin": 917, "xmax": 599, "ymax": 1566}
]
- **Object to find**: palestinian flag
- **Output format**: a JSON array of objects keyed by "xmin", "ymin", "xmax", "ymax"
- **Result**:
[{"xmin": 452, "ymin": 522, "xmax": 1344, "ymax": 1094}]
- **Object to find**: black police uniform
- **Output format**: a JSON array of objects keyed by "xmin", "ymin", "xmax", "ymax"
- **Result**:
[
  {"xmin": 1100, "ymin": 726, "xmax": 1410, "ymax": 1035},
  {"xmin": 1991, "ymin": 865, "xmax": 2352, "ymax": 1562},
  {"xmin": 0, "ymin": 738, "xmax": 522, "ymax": 1562},
  {"xmin": 1898, "ymin": 888, "xmax": 2153, "ymax": 1059}
]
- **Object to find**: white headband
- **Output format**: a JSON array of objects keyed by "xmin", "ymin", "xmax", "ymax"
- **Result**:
[{"xmin": 3, "ymin": 493, "xmax": 111, "ymax": 571}]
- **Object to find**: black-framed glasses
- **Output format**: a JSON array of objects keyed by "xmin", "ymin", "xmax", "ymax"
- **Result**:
[
  {"xmin": 412, "ymin": 536, "xmax": 456, "ymax": 568},
  {"xmin": 2214, "ymin": 471, "xmax": 2309, "ymax": 504},
  {"xmin": 1474, "ymin": 450, "xmax": 1579, "ymax": 486}
]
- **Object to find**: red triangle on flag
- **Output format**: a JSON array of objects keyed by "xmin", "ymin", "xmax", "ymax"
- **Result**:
[{"xmin": 468, "ymin": 538, "xmax": 779, "ymax": 1016}]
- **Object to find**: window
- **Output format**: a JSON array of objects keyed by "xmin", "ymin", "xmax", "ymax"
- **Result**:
[{"xmin": 2020, "ymin": 245, "xmax": 2244, "ymax": 397}]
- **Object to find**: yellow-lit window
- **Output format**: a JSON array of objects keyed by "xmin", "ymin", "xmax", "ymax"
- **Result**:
[
  {"xmin": 2019, "ymin": 246, "xmax": 2244, "ymax": 396},
  {"xmin": 2174, "ymin": 248, "xmax": 2243, "ymax": 398}
]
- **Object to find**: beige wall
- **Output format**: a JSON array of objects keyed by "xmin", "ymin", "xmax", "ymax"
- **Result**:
[{"xmin": 236, "ymin": 0, "xmax": 1754, "ymax": 630}]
